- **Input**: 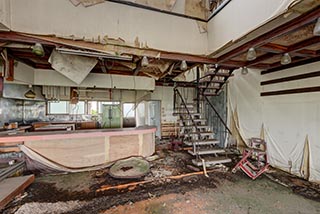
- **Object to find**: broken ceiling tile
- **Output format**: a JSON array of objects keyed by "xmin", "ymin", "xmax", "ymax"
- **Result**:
[
  {"xmin": 69, "ymin": 0, "xmax": 81, "ymax": 6},
  {"xmin": 48, "ymin": 50, "xmax": 98, "ymax": 85},
  {"xmin": 79, "ymin": 0, "xmax": 105, "ymax": 7}
]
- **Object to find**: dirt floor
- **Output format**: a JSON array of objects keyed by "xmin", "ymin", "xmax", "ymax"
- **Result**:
[{"xmin": 3, "ymin": 144, "xmax": 320, "ymax": 214}]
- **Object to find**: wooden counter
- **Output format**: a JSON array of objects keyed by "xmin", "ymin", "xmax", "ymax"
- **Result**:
[{"xmin": 0, "ymin": 126, "xmax": 156, "ymax": 169}]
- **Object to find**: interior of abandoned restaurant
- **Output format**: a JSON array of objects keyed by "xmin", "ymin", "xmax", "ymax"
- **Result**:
[{"xmin": 1, "ymin": 0, "xmax": 320, "ymax": 213}]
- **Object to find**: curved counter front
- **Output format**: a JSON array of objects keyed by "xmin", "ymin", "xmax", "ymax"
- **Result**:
[{"xmin": 0, "ymin": 126, "xmax": 156, "ymax": 169}]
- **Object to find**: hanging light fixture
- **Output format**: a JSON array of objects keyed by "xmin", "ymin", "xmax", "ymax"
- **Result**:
[
  {"xmin": 241, "ymin": 67, "xmax": 249, "ymax": 75},
  {"xmin": 31, "ymin": 43, "xmax": 45, "ymax": 57},
  {"xmin": 24, "ymin": 85, "xmax": 36, "ymax": 99},
  {"xmin": 246, "ymin": 47, "xmax": 257, "ymax": 61},
  {"xmin": 180, "ymin": 60, "xmax": 188, "ymax": 71},
  {"xmin": 281, "ymin": 53, "xmax": 291, "ymax": 65},
  {"xmin": 141, "ymin": 56, "xmax": 149, "ymax": 67},
  {"xmin": 313, "ymin": 18, "xmax": 320, "ymax": 36}
]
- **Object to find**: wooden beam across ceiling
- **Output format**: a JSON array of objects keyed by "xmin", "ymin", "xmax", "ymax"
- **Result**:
[{"xmin": 217, "ymin": 6, "xmax": 320, "ymax": 64}]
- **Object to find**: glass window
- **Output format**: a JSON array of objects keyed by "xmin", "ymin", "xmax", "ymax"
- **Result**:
[
  {"xmin": 48, "ymin": 101, "xmax": 69, "ymax": 114},
  {"xmin": 123, "ymin": 103, "xmax": 135, "ymax": 117},
  {"xmin": 99, "ymin": 101, "xmax": 120, "ymax": 113},
  {"xmin": 70, "ymin": 101, "xmax": 85, "ymax": 115},
  {"xmin": 88, "ymin": 101, "xmax": 99, "ymax": 115}
]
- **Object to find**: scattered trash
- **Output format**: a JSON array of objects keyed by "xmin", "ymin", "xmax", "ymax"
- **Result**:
[
  {"xmin": 232, "ymin": 138, "xmax": 269, "ymax": 180},
  {"xmin": 187, "ymin": 165, "xmax": 200, "ymax": 172},
  {"xmin": 146, "ymin": 155, "xmax": 159, "ymax": 162}
]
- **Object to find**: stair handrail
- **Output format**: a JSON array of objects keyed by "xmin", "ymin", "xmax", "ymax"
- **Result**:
[
  {"xmin": 174, "ymin": 88, "xmax": 202, "ymax": 156},
  {"xmin": 203, "ymin": 94, "xmax": 232, "ymax": 135}
]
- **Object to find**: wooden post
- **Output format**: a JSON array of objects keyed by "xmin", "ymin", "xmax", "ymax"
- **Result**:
[{"xmin": 6, "ymin": 58, "xmax": 14, "ymax": 81}]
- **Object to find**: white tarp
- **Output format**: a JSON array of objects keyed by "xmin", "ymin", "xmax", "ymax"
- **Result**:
[{"xmin": 228, "ymin": 62, "xmax": 320, "ymax": 182}]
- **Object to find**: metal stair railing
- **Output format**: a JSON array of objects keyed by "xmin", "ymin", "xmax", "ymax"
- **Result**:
[
  {"xmin": 174, "ymin": 88, "xmax": 201, "ymax": 158},
  {"xmin": 203, "ymin": 94, "xmax": 232, "ymax": 145}
]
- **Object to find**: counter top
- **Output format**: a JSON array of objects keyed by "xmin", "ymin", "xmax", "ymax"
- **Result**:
[{"xmin": 0, "ymin": 126, "xmax": 157, "ymax": 143}]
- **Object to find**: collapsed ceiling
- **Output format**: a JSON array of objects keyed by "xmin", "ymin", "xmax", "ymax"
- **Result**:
[{"xmin": 0, "ymin": 1, "xmax": 319, "ymax": 85}]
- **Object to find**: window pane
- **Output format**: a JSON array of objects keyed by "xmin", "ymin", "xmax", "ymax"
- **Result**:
[
  {"xmin": 70, "ymin": 101, "xmax": 85, "ymax": 114},
  {"xmin": 123, "ymin": 103, "xmax": 135, "ymax": 117},
  {"xmin": 48, "ymin": 101, "xmax": 69, "ymax": 114},
  {"xmin": 99, "ymin": 101, "xmax": 120, "ymax": 113},
  {"xmin": 88, "ymin": 101, "xmax": 98, "ymax": 115}
]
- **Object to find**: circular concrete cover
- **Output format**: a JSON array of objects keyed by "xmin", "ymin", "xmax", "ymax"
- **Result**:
[{"xmin": 109, "ymin": 157, "xmax": 150, "ymax": 179}]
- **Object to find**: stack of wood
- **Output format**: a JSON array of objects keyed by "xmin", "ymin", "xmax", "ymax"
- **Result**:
[{"xmin": 0, "ymin": 161, "xmax": 34, "ymax": 210}]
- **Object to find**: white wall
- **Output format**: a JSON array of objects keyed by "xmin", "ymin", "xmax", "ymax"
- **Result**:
[
  {"xmin": 207, "ymin": 0, "xmax": 292, "ymax": 53},
  {"xmin": 0, "ymin": 0, "xmax": 10, "ymax": 27},
  {"xmin": 7, "ymin": 0, "xmax": 207, "ymax": 54},
  {"xmin": 228, "ymin": 62, "xmax": 320, "ymax": 182}
]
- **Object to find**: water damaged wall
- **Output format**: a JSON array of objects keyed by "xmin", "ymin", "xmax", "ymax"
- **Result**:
[{"xmin": 0, "ymin": 98, "xmax": 46, "ymax": 126}]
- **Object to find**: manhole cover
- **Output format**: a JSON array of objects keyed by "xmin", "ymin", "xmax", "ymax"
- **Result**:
[{"xmin": 109, "ymin": 157, "xmax": 150, "ymax": 179}]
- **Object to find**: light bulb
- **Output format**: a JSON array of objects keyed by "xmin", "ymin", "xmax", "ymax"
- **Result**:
[
  {"xmin": 180, "ymin": 60, "xmax": 188, "ymax": 71},
  {"xmin": 313, "ymin": 18, "xmax": 320, "ymax": 36},
  {"xmin": 32, "ymin": 43, "xmax": 45, "ymax": 57},
  {"xmin": 246, "ymin": 47, "xmax": 257, "ymax": 61},
  {"xmin": 241, "ymin": 67, "xmax": 248, "ymax": 75},
  {"xmin": 141, "ymin": 56, "xmax": 149, "ymax": 67},
  {"xmin": 281, "ymin": 53, "xmax": 291, "ymax": 65}
]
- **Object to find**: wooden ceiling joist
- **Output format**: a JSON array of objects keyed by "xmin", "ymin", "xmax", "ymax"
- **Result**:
[{"xmin": 217, "ymin": 6, "xmax": 320, "ymax": 64}]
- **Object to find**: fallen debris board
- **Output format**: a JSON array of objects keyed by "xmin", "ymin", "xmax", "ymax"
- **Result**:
[
  {"xmin": 109, "ymin": 157, "xmax": 150, "ymax": 179},
  {"xmin": 0, "ymin": 174, "xmax": 35, "ymax": 210}
]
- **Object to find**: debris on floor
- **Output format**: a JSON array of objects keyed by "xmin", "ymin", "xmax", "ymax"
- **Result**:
[
  {"xmin": 0, "ymin": 174, "xmax": 35, "ymax": 210},
  {"xmin": 109, "ymin": 157, "xmax": 150, "ymax": 179},
  {"xmin": 232, "ymin": 138, "xmax": 269, "ymax": 180}
]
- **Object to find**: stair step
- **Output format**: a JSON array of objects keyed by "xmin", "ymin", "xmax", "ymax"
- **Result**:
[
  {"xmin": 199, "ymin": 79, "xmax": 225, "ymax": 84},
  {"xmin": 188, "ymin": 148, "xmax": 225, "ymax": 155},
  {"xmin": 192, "ymin": 156, "xmax": 232, "ymax": 166},
  {"xmin": 202, "ymin": 93, "xmax": 217, "ymax": 96},
  {"xmin": 187, "ymin": 131, "xmax": 214, "ymax": 136},
  {"xmin": 198, "ymin": 85, "xmax": 220, "ymax": 89},
  {"xmin": 175, "ymin": 112, "xmax": 202, "ymax": 116},
  {"xmin": 184, "ymin": 139, "xmax": 219, "ymax": 146},
  {"xmin": 181, "ymin": 125, "xmax": 209, "ymax": 129},
  {"xmin": 200, "ymin": 72, "xmax": 230, "ymax": 79},
  {"xmin": 181, "ymin": 119, "xmax": 206, "ymax": 122}
]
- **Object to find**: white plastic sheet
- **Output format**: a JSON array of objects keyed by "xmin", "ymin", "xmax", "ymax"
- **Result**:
[{"xmin": 228, "ymin": 64, "xmax": 320, "ymax": 182}]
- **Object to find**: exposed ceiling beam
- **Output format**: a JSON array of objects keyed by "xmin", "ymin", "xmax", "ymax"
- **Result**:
[
  {"xmin": 217, "ymin": 6, "xmax": 320, "ymax": 63},
  {"xmin": 261, "ymin": 55, "xmax": 320, "ymax": 75}
]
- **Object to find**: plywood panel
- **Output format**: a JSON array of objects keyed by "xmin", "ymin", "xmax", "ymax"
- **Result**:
[
  {"xmin": 0, "ymin": 175, "xmax": 34, "ymax": 210},
  {"xmin": 109, "ymin": 135, "xmax": 139, "ymax": 161},
  {"xmin": 25, "ymin": 137, "xmax": 106, "ymax": 168}
]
